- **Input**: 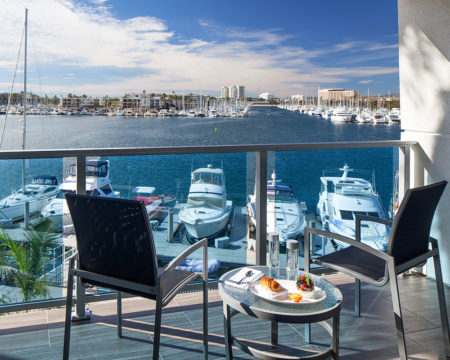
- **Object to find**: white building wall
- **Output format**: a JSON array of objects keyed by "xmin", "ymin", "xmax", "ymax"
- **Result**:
[{"xmin": 399, "ymin": 0, "xmax": 450, "ymax": 284}]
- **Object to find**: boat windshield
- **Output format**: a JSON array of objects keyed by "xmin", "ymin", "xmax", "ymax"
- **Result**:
[
  {"xmin": 267, "ymin": 190, "xmax": 294, "ymax": 202},
  {"xmin": 32, "ymin": 177, "xmax": 57, "ymax": 185},
  {"xmin": 186, "ymin": 196, "xmax": 224, "ymax": 209},
  {"xmin": 69, "ymin": 164, "xmax": 107, "ymax": 177},
  {"xmin": 192, "ymin": 172, "xmax": 223, "ymax": 185},
  {"xmin": 339, "ymin": 210, "xmax": 380, "ymax": 220}
]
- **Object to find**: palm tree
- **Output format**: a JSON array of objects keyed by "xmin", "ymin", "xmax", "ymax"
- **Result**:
[{"xmin": 0, "ymin": 218, "xmax": 59, "ymax": 302}]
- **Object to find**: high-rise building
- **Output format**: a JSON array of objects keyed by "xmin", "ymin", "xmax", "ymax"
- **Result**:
[
  {"xmin": 237, "ymin": 86, "xmax": 245, "ymax": 99},
  {"xmin": 230, "ymin": 86, "xmax": 238, "ymax": 99},
  {"xmin": 221, "ymin": 86, "xmax": 230, "ymax": 98}
]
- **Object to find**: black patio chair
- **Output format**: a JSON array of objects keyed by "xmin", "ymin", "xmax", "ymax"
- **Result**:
[
  {"xmin": 63, "ymin": 194, "xmax": 208, "ymax": 360},
  {"xmin": 304, "ymin": 181, "xmax": 450, "ymax": 360}
]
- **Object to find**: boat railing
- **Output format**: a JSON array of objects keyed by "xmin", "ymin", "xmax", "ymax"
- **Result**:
[{"xmin": 0, "ymin": 139, "xmax": 421, "ymax": 315}]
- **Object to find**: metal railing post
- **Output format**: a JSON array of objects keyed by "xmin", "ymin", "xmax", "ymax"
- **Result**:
[
  {"xmin": 256, "ymin": 151, "xmax": 267, "ymax": 265},
  {"xmin": 399, "ymin": 145, "xmax": 410, "ymax": 203},
  {"xmin": 74, "ymin": 156, "xmax": 90, "ymax": 320}
]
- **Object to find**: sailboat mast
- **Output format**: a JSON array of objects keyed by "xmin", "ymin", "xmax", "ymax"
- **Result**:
[
  {"xmin": 22, "ymin": 8, "xmax": 29, "ymax": 229},
  {"xmin": 22, "ymin": 8, "xmax": 27, "ymax": 151}
]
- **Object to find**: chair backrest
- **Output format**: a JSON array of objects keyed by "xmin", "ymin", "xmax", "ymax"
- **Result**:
[
  {"xmin": 65, "ymin": 193, "xmax": 159, "ymax": 288},
  {"xmin": 388, "ymin": 181, "xmax": 447, "ymax": 265}
]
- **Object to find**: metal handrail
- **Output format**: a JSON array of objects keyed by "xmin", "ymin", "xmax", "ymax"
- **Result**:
[
  {"xmin": 0, "ymin": 140, "xmax": 418, "ymax": 160},
  {"xmin": 0, "ymin": 139, "xmax": 418, "ymax": 315}
]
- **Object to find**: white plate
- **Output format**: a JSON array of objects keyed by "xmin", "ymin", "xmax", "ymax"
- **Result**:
[{"xmin": 250, "ymin": 279, "xmax": 326, "ymax": 305}]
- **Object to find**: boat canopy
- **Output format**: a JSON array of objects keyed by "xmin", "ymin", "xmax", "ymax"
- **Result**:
[
  {"xmin": 192, "ymin": 170, "xmax": 223, "ymax": 186},
  {"xmin": 69, "ymin": 160, "xmax": 109, "ymax": 177},
  {"xmin": 32, "ymin": 175, "xmax": 58, "ymax": 185}
]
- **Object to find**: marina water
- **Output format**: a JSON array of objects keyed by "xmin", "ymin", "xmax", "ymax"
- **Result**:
[{"xmin": 0, "ymin": 106, "xmax": 400, "ymax": 214}]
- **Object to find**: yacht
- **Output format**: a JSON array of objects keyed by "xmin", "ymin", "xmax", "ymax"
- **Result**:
[
  {"xmin": 371, "ymin": 110, "xmax": 388, "ymax": 124},
  {"xmin": 179, "ymin": 165, "xmax": 232, "ymax": 243},
  {"xmin": 355, "ymin": 110, "xmax": 372, "ymax": 123},
  {"xmin": 316, "ymin": 164, "xmax": 389, "ymax": 251},
  {"xmin": 330, "ymin": 108, "xmax": 351, "ymax": 122},
  {"xmin": 247, "ymin": 172, "xmax": 306, "ymax": 245},
  {"xmin": 387, "ymin": 108, "xmax": 401, "ymax": 124},
  {"xmin": 130, "ymin": 186, "xmax": 163, "ymax": 220},
  {"xmin": 187, "ymin": 109, "xmax": 196, "ymax": 117},
  {"xmin": 41, "ymin": 160, "xmax": 119, "ymax": 228},
  {"xmin": 0, "ymin": 175, "xmax": 59, "ymax": 225}
]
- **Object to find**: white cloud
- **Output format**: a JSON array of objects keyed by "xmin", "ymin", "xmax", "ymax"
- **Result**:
[{"xmin": 0, "ymin": 0, "xmax": 399, "ymax": 96}]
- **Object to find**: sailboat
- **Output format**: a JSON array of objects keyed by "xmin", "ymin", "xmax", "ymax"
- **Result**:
[{"xmin": 0, "ymin": 9, "xmax": 56, "ymax": 228}]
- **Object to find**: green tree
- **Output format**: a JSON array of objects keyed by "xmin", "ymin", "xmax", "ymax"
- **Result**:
[{"xmin": 0, "ymin": 219, "xmax": 59, "ymax": 302}]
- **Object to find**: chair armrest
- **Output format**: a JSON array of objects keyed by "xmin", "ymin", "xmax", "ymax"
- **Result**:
[
  {"xmin": 354, "ymin": 214, "xmax": 392, "ymax": 243},
  {"xmin": 159, "ymin": 238, "xmax": 208, "ymax": 281},
  {"xmin": 304, "ymin": 227, "xmax": 392, "ymax": 262}
]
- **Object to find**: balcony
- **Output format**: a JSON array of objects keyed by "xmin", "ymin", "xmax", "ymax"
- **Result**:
[
  {"xmin": 0, "ymin": 273, "xmax": 448, "ymax": 359},
  {"xmin": 0, "ymin": 140, "xmax": 448, "ymax": 359}
]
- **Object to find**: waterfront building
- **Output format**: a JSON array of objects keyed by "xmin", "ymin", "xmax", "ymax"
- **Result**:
[
  {"xmin": 221, "ymin": 86, "xmax": 229, "ymax": 98},
  {"xmin": 229, "ymin": 86, "xmax": 238, "ymax": 99},
  {"xmin": 318, "ymin": 88, "xmax": 360, "ymax": 107},
  {"xmin": 237, "ymin": 85, "xmax": 245, "ymax": 99},
  {"xmin": 259, "ymin": 92, "xmax": 274, "ymax": 101},
  {"xmin": 221, "ymin": 85, "xmax": 245, "ymax": 99}
]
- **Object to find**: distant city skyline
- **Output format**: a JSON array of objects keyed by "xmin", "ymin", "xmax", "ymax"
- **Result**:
[{"xmin": 0, "ymin": 0, "xmax": 399, "ymax": 98}]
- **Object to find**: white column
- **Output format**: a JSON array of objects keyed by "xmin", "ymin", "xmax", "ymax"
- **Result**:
[{"xmin": 399, "ymin": 0, "xmax": 450, "ymax": 284}]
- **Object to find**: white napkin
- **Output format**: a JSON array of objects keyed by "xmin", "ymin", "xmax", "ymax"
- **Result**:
[{"xmin": 225, "ymin": 267, "xmax": 263, "ymax": 290}]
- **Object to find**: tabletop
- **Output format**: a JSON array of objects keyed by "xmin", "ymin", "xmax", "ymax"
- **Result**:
[{"xmin": 218, "ymin": 266, "xmax": 343, "ymax": 323}]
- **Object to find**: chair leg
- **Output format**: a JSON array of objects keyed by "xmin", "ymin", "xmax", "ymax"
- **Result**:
[
  {"xmin": 388, "ymin": 261, "xmax": 407, "ymax": 360},
  {"xmin": 153, "ymin": 297, "xmax": 162, "ymax": 360},
  {"xmin": 203, "ymin": 279, "xmax": 208, "ymax": 360},
  {"xmin": 432, "ymin": 251, "xmax": 450, "ymax": 357},
  {"xmin": 63, "ymin": 259, "xmax": 75, "ymax": 360},
  {"xmin": 354, "ymin": 279, "xmax": 361, "ymax": 317},
  {"xmin": 117, "ymin": 291, "xmax": 122, "ymax": 338}
]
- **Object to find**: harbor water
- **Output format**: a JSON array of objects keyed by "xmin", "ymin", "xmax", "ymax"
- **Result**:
[{"xmin": 0, "ymin": 106, "xmax": 401, "ymax": 213}]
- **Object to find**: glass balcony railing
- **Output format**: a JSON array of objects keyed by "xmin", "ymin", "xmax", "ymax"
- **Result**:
[{"xmin": 0, "ymin": 140, "xmax": 419, "ymax": 314}]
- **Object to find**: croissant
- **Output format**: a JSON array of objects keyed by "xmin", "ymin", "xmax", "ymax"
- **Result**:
[{"xmin": 260, "ymin": 277, "xmax": 281, "ymax": 292}]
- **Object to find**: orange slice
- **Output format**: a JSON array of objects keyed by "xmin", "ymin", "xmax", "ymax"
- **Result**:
[{"xmin": 288, "ymin": 293, "xmax": 303, "ymax": 302}]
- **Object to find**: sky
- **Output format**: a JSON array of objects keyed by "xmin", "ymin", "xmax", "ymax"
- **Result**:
[{"xmin": 0, "ymin": 0, "xmax": 400, "ymax": 98}]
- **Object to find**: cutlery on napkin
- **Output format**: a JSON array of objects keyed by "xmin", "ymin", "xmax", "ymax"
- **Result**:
[{"xmin": 225, "ymin": 267, "xmax": 263, "ymax": 290}]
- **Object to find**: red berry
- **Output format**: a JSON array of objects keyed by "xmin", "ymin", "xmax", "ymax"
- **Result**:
[
  {"xmin": 301, "ymin": 276, "xmax": 306, "ymax": 280},
  {"xmin": 302, "ymin": 283, "xmax": 307, "ymax": 288}
]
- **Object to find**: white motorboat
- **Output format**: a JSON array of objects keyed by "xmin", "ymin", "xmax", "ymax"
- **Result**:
[
  {"xmin": 355, "ymin": 110, "xmax": 372, "ymax": 123},
  {"xmin": 371, "ymin": 110, "xmax": 388, "ymax": 124},
  {"xmin": 316, "ymin": 164, "xmax": 389, "ymax": 251},
  {"xmin": 0, "ymin": 175, "xmax": 59, "ymax": 225},
  {"xmin": 247, "ymin": 172, "xmax": 306, "ymax": 245},
  {"xmin": 179, "ymin": 165, "xmax": 232, "ymax": 243},
  {"xmin": 387, "ymin": 108, "xmax": 401, "ymax": 124},
  {"xmin": 41, "ymin": 160, "xmax": 119, "ymax": 228},
  {"xmin": 330, "ymin": 108, "xmax": 351, "ymax": 122},
  {"xmin": 187, "ymin": 109, "xmax": 196, "ymax": 117},
  {"xmin": 130, "ymin": 186, "xmax": 163, "ymax": 220}
]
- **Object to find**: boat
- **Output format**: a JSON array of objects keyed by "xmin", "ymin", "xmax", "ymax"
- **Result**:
[
  {"xmin": 247, "ymin": 172, "xmax": 306, "ymax": 245},
  {"xmin": 387, "ymin": 108, "xmax": 401, "ymax": 124},
  {"xmin": 316, "ymin": 164, "xmax": 389, "ymax": 251},
  {"xmin": 130, "ymin": 186, "xmax": 163, "ymax": 220},
  {"xmin": 41, "ymin": 159, "xmax": 119, "ymax": 228},
  {"xmin": 178, "ymin": 165, "xmax": 232, "ymax": 243},
  {"xmin": 371, "ymin": 110, "xmax": 388, "ymax": 124},
  {"xmin": 330, "ymin": 108, "xmax": 351, "ymax": 122},
  {"xmin": 0, "ymin": 175, "xmax": 59, "ymax": 225},
  {"xmin": 355, "ymin": 110, "xmax": 372, "ymax": 123}
]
